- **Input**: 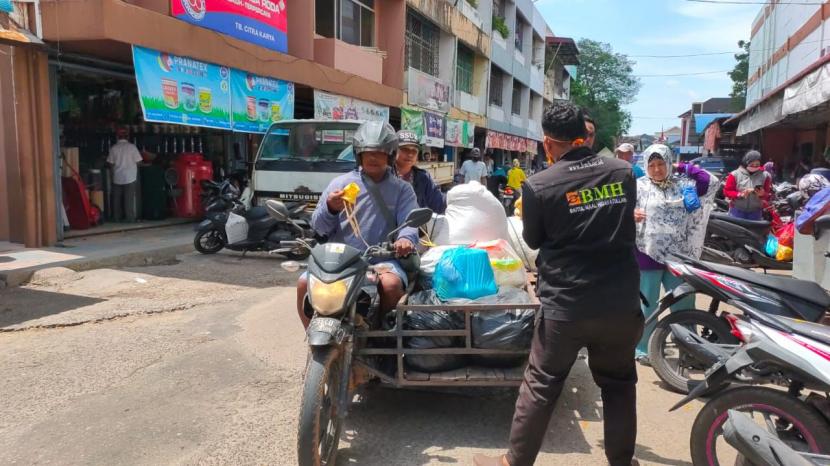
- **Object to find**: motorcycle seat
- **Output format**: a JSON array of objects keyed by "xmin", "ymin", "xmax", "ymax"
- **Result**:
[
  {"xmin": 710, "ymin": 212, "xmax": 770, "ymax": 230},
  {"xmin": 766, "ymin": 315, "xmax": 830, "ymax": 346},
  {"xmin": 701, "ymin": 261, "xmax": 830, "ymax": 309},
  {"xmin": 242, "ymin": 206, "xmax": 270, "ymax": 221}
]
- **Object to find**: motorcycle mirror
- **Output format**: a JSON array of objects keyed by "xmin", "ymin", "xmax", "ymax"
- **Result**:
[
  {"xmin": 265, "ymin": 200, "xmax": 290, "ymax": 222},
  {"xmin": 385, "ymin": 208, "xmax": 434, "ymax": 242},
  {"xmin": 281, "ymin": 261, "xmax": 301, "ymax": 273},
  {"xmin": 404, "ymin": 208, "xmax": 434, "ymax": 229}
]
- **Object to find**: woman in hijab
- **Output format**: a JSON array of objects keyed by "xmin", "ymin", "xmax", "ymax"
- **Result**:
[
  {"xmin": 634, "ymin": 144, "xmax": 718, "ymax": 363},
  {"xmin": 723, "ymin": 150, "xmax": 772, "ymax": 220}
]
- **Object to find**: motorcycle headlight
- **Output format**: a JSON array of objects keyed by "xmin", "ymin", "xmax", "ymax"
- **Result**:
[{"xmin": 308, "ymin": 275, "xmax": 354, "ymax": 316}]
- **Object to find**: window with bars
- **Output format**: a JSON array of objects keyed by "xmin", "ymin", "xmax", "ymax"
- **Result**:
[
  {"xmin": 512, "ymin": 81, "xmax": 522, "ymax": 115},
  {"xmin": 456, "ymin": 44, "xmax": 475, "ymax": 94},
  {"xmin": 406, "ymin": 10, "xmax": 440, "ymax": 77},
  {"xmin": 489, "ymin": 68, "xmax": 503, "ymax": 106}
]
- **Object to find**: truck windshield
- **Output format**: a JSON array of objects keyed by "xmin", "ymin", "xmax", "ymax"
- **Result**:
[{"xmin": 258, "ymin": 122, "xmax": 357, "ymax": 163}]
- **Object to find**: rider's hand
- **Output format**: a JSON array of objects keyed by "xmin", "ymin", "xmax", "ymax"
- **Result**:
[
  {"xmin": 326, "ymin": 190, "xmax": 346, "ymax": 214},
  {"xmin": 634, "ymin": 208, "xmax": 646, "ymax": 223},
  {"xmin": 394, "ymin": 238, "xmax": 415, "ymax": 257}
]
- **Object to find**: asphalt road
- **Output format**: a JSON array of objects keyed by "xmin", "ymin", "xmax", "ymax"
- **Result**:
[{"xmin": 0, "ymin": 252, "xmax": 700, "ymax": 465}]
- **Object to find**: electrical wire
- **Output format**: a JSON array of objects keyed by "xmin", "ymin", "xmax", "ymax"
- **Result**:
[{"xmin": 634, "ymin": 70, "xmax": 732, "ymax": 77}]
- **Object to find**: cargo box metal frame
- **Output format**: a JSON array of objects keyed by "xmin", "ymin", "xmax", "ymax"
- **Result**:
[{"xmin": 352, "ymin": 277, "xmax": 540, "ymax": 388}]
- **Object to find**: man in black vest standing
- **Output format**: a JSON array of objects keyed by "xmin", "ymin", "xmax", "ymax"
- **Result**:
[{"xmin": 475, "ymin": 102, "xmax": 643, "ymax": 466}]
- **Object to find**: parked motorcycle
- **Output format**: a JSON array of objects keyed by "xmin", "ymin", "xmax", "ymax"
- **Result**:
[
  {"xmin": 264, "ymin": 200, "xmax": 433, "ymax": 466},
  {"xmin": 647, "ymin": 256, "xmax": 830, "ymax": 394},
  {"xmin": 670, "ymin": 300, "xmax": 830, "ymax": 466},
  {"xmin": 498, "ymin": 187, "xmax": 517, "ymax": 215},
  {"xmin": 703, "ymin": 209, "xmax": 794, "ymax": 270},
  {"xmin": 722, "ymin": 410, "xmax": 830, "ymax": 466},
  {"xmin": 193, "ymin": 195, "xmax": 312, "ymax": 259}
]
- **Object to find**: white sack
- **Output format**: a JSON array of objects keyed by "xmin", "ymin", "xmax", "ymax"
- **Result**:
[
  {"xmin": 507, "ymin": 216, "xmax": 538, "ymax": 272},
  {"xmin": 435, "ymin": 182, "xmax": 508, "ymax": 245}
]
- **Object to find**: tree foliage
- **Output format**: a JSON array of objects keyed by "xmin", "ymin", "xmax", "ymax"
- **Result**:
[
  {"xmin": 728, "ymin": 40, "xmax": 750, "ymax": 110},
  {"xmin": 570, "ymin": 39, "xmax": 641, "ymax": 151}
]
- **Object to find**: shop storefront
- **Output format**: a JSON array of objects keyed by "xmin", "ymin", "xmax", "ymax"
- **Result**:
[
  {"xmin": 54, "ymin": 45, "xmax": 295, "ymax": 238},
  {"xmin": 485, "ymin": 130, "xmax": 540, "ymax": 171}
]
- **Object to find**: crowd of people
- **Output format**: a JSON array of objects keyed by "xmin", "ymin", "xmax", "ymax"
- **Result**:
[{"xmin": 295, "ymin": 100, "xmax": 822, "ymax": 466}]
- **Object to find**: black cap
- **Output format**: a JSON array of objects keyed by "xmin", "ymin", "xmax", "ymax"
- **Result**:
[{"xmin": 397, "ymin": 130, "xmax": 420, "ymax": 147}]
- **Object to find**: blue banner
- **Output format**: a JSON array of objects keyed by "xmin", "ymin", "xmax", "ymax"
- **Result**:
[
  {"xmin": 230, "ymin": 69, "xmax": 294, "ymax": 133},
  {"xmin": 132, "ymin": 46, "xmax": 232, "ymax": 130}
]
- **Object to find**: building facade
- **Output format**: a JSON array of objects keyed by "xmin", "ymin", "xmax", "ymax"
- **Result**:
[
  {"xmin": 731, "ymin": 2, "xmax": 830, "ymax": 173},
  {"xmin": 0, "ymin": 0, "xmax": 559, "ymax": 247}
]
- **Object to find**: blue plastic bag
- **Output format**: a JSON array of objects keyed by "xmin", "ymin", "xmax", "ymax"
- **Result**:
[
  {"xmin": 682, "ymin": 185, "xmax": 701, "ymax": 213},
  {"xmin": 433, "ymin": 248, "xmax": 498, "ymax": 301},
  {"xmin": 764, "ymin": 234, "xmax": 779, "ymax": 258}
]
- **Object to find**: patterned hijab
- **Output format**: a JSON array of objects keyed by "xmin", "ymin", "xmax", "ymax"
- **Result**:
[{"xmin": 642, "ymin": 144, "xmax": 675, "ymax": 190}]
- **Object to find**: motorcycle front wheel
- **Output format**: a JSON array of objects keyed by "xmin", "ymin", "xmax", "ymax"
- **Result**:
[
  {"xmin": 297, "ymin": 346, "xmax": 344, "ymax": 466},
  {"xmin": 690, "ymin": 386, "xmax": 830, "ymax": 466},
  {"xmin": 194, "ymin": 229, "xmax": 225, "ymax": 254},
  {"xmin": 649, "ymin": 310, "xmax": 737, "ymax": 394}
]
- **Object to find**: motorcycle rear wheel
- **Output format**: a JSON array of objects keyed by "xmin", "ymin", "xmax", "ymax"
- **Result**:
[
  {"xmin": 690, "ymin": 386, "xmax": 830, "ymax": 466},
  {"xmin": 297, "ymin": 346, "xmax": 343, "ymax": 466},
  {"xmin": 194, "ymin": 229, "xmax": 225, "ymax": 254},
  {"xmin": 649, "ymin": 310, "xmax": 737, "ymax": 394}
]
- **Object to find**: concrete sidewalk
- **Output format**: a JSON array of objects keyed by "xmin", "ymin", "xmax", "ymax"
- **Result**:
[{"xmin": 0, "ymin": 224, "xmax": 196, "ymax": 288}]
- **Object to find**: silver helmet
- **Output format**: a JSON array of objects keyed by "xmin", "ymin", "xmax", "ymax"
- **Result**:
[{"xmin": 353, "ymin": 121, "xmax": 398, "ymax": 157}]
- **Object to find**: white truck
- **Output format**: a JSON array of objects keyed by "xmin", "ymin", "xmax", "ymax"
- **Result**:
[{"xmin": 251, "ymin": 119, "xmax": 454, "ymax": 206}]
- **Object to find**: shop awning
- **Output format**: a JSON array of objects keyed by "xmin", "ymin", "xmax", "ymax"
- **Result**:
[
  {"xmin": 694, "ymin": 113, "xmax": 732, "ymax": 134},
  {"xmin": 782, "ymin": 62, "xmax": 830, "ymax": 116},
  {"xmin": 736, "ymin": 93, "xmax": 784, "ymax": 136}
]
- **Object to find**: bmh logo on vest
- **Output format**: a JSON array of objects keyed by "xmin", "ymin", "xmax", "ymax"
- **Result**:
[{"xmin": 566, "ymin": 182, "xmax": 627, "ymax": 213}]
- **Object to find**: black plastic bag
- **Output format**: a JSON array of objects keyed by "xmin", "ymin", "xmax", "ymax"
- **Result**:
[
  {"xmin": 404, "ymin": 290, "xmax": 466, "ymax": 372},
  {"xmin": 470, "ymin": 288, "xmax": 535, "ymax": 367}
]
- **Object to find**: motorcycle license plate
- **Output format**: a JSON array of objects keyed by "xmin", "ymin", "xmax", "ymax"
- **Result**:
[{"xmin": 308, "ymin": 317, "xmax": 341, "ymax": 336}]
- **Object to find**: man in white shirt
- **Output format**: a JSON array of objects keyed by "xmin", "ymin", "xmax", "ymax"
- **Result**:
[
  {"xmin": 107, "ymin": 127, "xmax": 143, "ymax": 222},
  {"xmin": 460, "ymin": 148, "xmax": 488, "ymax": 184}
]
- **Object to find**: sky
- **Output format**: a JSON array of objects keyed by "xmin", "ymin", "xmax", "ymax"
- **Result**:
[{"xmin": 536, "ymin": 0, "xmax": 761, "ymax": 137}]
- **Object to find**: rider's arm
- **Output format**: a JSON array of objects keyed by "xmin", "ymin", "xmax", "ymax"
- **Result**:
[
  {"xmin": 311, "ymin": 182, "xmax": 343, "ymax": 237},
  {"xmin": 395, "ymin": 183, "xmax": 420, "ymax": 246},
  {"xmin": 521, "ymin": 182, "xmax": 544, "ymax": 250},
  {"xmin": 419, "ymin": 170, "xmax": 447, "ymax": 215}
]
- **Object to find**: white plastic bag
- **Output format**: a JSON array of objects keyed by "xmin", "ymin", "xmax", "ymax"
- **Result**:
[
  {"xmin": 471, "ymin": 239, "xmax": 526, "ymax": 288},
  {"xmin": 420, "ymin": 245, "xmax": 457, "ymax": 276},
  {"xmin": 507, "ymin": 216, "xmax": 538, "ymax": 272},
  {"xmin": 225, "ymin": 212, "xmax": 248, "ymax": 244},
  {"xmin": 437, "ymin": 182, "xmax": 508, "ymax": 245}
]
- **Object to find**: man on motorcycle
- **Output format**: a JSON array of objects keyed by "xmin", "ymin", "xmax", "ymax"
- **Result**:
[
  {"xmin": 394, "ymin": 130, "xmax": 446, "ymax": 214},
  {"xmin": 294, "ymin": 121, "xmax": 420, "ymax": 328}
]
